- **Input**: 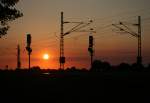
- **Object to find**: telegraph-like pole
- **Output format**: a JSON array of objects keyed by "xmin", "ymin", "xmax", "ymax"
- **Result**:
[{"xmin": 17, "ymin": 44, "xmax": 21, "ymax": 69}]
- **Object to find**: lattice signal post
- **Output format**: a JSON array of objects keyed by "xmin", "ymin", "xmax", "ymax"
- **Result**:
[
  {"xmin": 112, "ymin": 16, "xmax": 142, "ymax": 65},
  {"xmin": 59, "ymin": 12, "xmax": 95, "ymax": 70}
]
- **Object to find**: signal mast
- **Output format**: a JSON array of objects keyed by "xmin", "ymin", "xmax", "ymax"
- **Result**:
[{"xmin": 26, "ymin": 33, "xmax": 32, "ymax": 69}]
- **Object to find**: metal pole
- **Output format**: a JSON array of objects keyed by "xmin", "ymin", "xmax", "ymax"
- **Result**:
[
  {"xmin": 91, "ymin": 53, "xmax": 93, "ymax": 68},
  {"xmin": 59, "ymin": 12, "xmax": 94, "ymax": 69},
  {"xmin": 29, "ymin": 53, "xmax": 30, "ymax": 69},
  {"xmin": 137, "ymin": 16, "xmax": 142, "ymax": 65},
  {"xmin": 17, "ymin": 44, "xmax": 21, "ymax": 69},
  {"xmin": 60, "ymin": 12, "xmax": 65, "ymax": 69}
]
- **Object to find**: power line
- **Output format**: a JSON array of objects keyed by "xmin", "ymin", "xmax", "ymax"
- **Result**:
[
  {"xmin": 94, "ymin": 7, "xmax": 150, "ymax": 22},
  {"xmin": 59, "ymin": 12, "xmax": 95, "ymax": 70},
  {"xmin": 112, "ymin": 16, "xmax": 142, "ymax": 65}
]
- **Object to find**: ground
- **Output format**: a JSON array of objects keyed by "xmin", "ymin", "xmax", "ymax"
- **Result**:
[{"xmin": 0, "ymin": 70, "xmax": 150, "ymax": 103}]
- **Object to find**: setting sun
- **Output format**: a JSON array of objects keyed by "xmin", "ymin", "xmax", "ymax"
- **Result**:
[{"xmin": 43, "ymin": 54, "xmax": 49, "ymax": 60}]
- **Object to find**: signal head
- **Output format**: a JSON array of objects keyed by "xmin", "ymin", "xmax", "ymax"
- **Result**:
[{"xmin": 26, "ymin": 33, "xmax": 31, "ymax": 46}]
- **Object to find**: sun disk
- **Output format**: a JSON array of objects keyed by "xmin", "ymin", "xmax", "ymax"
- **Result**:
[{"xmin": 43, "ymin": 54, "xmax": 49, "ymax": 60}]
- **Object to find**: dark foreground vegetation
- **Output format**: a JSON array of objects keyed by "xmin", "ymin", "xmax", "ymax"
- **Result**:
[{"xmin": 0, "ymin": 61, "xmax": 150, "ymax": 103}]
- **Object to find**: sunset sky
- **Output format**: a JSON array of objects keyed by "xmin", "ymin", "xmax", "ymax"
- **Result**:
[{"xmin": 0, "ymin": 0, "xmax": 150, "ymax": 69}]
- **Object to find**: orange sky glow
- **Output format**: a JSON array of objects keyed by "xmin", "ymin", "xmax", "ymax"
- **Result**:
[{"xmin": 0, "ymin": 0, "xmax": 150, "ymax": 69}]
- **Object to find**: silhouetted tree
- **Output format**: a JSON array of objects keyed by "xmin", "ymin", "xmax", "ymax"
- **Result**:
[
  {"xmin": 30, "ymin": 66, "xmax": 41, "ymax": 72},
  {"xmin": 118, "ymin": 63, "xmax": 130, "ymax": 71},
  {"xmin": 131, "ymin": 63, "xmax": 144, "ymax": 71},
  {"xmin": 91, "ymin": 60, "xmax": 111, "ymax": 72},
  {"xmin": 0, "ymin": 0, "xmax": 23, "ymax": 37},
  {"xmin": 91, "ymin": 60, "xmax": 102, "ymax": 72},
  {"xmin": 70, "ymin": 66, "xmax": 76, "ymax": 71},
  {"xmin": 148, "ymin": 64, "xmax": 150, "ymax": 67}
]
